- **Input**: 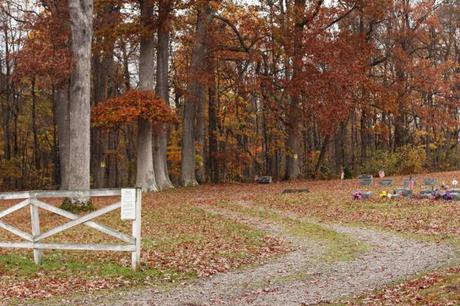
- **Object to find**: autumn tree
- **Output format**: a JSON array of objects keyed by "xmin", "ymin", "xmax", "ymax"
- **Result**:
[
  {"xmin": 1, "ymin": 0, "xmax": 458, "ymax": 191},
  {"xmin": 153, "ymin": 0, "xmax": 174, "ymax": 190},
  {"xmin": 181, "ymin": 0, "xmax": 214, "ymax": 186}
]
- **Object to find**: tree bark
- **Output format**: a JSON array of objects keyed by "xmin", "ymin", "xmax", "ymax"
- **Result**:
[
  {"xmin": 181, "ymin": 1, "xmax": 213, "ymax": 186},
  {"xmin": 91, "ymin": 55, "xmax": 108, "ymax": 188},
  {"xmin": 1, "ymin": 23, "xmax": 11, "ymax": 163},
  {"xmin": 67, "ymin": 0, "xmax": 93, "ymax": 198},
  {"xmin": 360, "ymin": 109, "xmax": 368, "ymax": 162},
  {"xmin": 91, "ymin": 2, "xmax": 119, "ymax": 188},
  {"xmin": 136, "ymin": 0, "xmax": 158, "ymax": 191},
  {"xmin": 195, "ymin": 83, "xmax": 206, "ymax": 183},
  {"xmin": 153, "ymin": 0, "xmax": 174, "ymax": 190},
  {"xmin": 285, "ymin": 0, "xmax": 306, "ymax": 180},
  {"xmin": 207, "ymin": 54, "xmax": 218, "ymax": 184},
  {"xmin": 31, "ymin": 78, "xmax": 40, "ymax": 170},
  {"xmin": 107, "ymin": 130, "xmax": 119, "ymax": 187},
  {"xmin": 56, "ymin": 84, "xmax": 70, "ymax": 190}
]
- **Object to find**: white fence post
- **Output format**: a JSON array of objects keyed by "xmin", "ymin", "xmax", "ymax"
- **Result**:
[
  {"xmin": 131, "ymin": 188, "xmax": 142, "ymax": 271},
  {"xmin": 30, "ymin": 198, "xmax": 42, "ymax": 264}
]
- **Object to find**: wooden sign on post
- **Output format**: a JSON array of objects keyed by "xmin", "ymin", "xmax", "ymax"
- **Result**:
[{"xmin": 121, "ymin": 188, "xmax": 137, "ymax": 220}]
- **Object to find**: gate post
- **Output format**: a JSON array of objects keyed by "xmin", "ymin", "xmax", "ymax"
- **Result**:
[
  {"xmin": 30, "ymin": 198, "xmax": 42, "ymax": 265},
  {"xmin": 131, "ymin": 188, "xmax": 142, "ymax": 271}
]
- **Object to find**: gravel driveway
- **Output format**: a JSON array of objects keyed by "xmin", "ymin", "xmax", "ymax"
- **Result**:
[{"xmin": 54, "ymin": 204, "xmax": 454, "ymax": 306}]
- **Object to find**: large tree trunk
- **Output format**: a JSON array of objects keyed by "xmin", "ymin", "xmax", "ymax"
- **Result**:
[
  {"xmin": 107, "ymin": 130, "xmax": 119, "ymax": 187},
  {"xmin": 195, "ymin": 84, "xmax": 206, "ymax": 183},
  {"xmin": 207, "ymin": 54, "xmax": 218, "ymax": 184},
  {"xmin": 136, "ymin": 0, "xmax": 158, "ymax": 191},
  {"xmin": 91, "ymin": 2, "xmax": 119, "ymax": 188},
  {"xmin": 285, "ymin": 116, "xmax": 300, "ymax": 180},
  {"xmin": 153, "ymin": 0, "xmax": 174, "ymax": 190},
  {"xmin": 394, "ymin": 0, "xmax": 410, "ymax": 149},
  {"xmin": 56, "ymin": 84, "xmax": 70, "ymax": 190},
  {"xmin": 1, "ymin": 25, "xmax": 12, "ymax": 188},
  {"xmin": 31, "ymin": 78, "xmax": 41, "ymax": 170},
  {"xmin": 181, "ymin": 1, "xmax": 213, "ymax": 186},
  {"xmin": 67, "ymin": 0, "xmax": 93, "ymax": 199},
  {"xmin": 91, "ymin": 55, "xmax": 108, "ymax": 188},
  {"xmin": 285, "ymin": 0, "xmax": 306, "ymax": 180},
  {"xmin": 360, "ymin": 109, "xmax": 368, "ymax": 162}
]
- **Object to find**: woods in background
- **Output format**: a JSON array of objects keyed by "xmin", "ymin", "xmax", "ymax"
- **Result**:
[{"xmin": 0, "ymin": 0, "xmax": 458, "ymax": 191}]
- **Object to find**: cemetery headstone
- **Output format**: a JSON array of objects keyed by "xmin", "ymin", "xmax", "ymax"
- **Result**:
[
  {"xmin": 422, "ymin": 178, "xmax": 437, "ymax": 190},
  {"xmin": 420, "ymin": 189, "xmax": 434, "ymax": 198},
  {"xmin": 379, "ymin": 178, "xmax": 394, "ymax": 187},
  {"xmin": 256, "ymin": 176, "xmax": 273, "ymax": 184},
  {"xmin": 282, "ymin": 188, "xmax": 310, "ymax": 194},
  {"xmin": 358, "ymin": 175, "xmax": 373, "ymax": 186},
  {"xmin": 395, "ymin": 188, "xmax": 413, "ymax": 197}
]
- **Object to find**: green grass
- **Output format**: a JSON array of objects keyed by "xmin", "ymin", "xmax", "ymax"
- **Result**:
[
  {"xmin": 254, "ymin": 191, "xmax": 460, "ymax": 248},
  {"xmin": 0, "ymin": 253, "xmax": 186, "ymax": 281},
  {"xmin": 216, "ymin": 201, "xmax": 369, "ymax": 262}
]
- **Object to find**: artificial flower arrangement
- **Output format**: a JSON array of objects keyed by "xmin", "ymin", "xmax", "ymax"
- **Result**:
[
  {"xmin": 380, "ymin": 191, "xmax": 389, "ymax": 199},
  {"xmin": 380, "ymin": 190, "xmax": 400, "ymax": 200},
  {"xmin": 352, "ymin": 191, "xmax": 362, "ymax": 200}
]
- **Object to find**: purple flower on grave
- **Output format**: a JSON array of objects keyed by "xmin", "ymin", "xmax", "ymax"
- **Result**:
[
  {"xmin": 352, "ymin": 191, "xmax": 362, "ymax": 200},
  {"xmin": 443, "ymin": 192, "xmax": 453, "ymax": 201}
]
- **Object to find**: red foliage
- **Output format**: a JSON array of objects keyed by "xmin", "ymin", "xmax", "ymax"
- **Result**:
[
  {"xmin": 13, "ymin": 3, "xmax": 72, "ymax": 88},
  {"xmin": 91, "ymin": 90, "xmax": 177, "ymax": 128}
]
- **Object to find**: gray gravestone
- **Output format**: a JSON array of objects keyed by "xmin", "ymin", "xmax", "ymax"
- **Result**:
[
  {"xmin": 358, "ymin": 175, "xmax": 373, "ymax": 186},
  {"xmin": 379, "ymin": 178, "xmax": 394, "ymax": 187}
]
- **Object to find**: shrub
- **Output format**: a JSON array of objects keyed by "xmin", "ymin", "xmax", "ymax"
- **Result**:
[
  {"xmin": 360, "ymin": 150, "xmax": 399, "ymax": 176},
  {"xmin": 360, "ymin": 145, "xmax": 427, "ymax": 176},
  {"xmin": 343, "ymin": 166, "xmax": 353, "ymax": 179},
  {"xmin": 396, "ymin": 145, "xmax": 426, "ymax": 174}
]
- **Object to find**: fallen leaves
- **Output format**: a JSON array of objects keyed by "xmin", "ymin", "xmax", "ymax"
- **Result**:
[
  {"xmin": 0, "ymin": 170, "xmax": 459, "ymax": 302},
  {"xmin": 0, "ymin": 193, "xmax": 287, "ymax": 302},
  {"xmin": 346, "ymin": 266, "xmax": 460, "ymax": 305}
]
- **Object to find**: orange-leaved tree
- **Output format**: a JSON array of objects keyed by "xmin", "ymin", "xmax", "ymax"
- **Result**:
[{"xmin": 92, "ymin": 90, "xmax": 177, "ymax": 129}]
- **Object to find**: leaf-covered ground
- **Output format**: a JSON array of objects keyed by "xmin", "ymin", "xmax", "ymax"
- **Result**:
[
  {"xmin": 0, "ymin": 195, "xmax": 286, "ymax": 303},
  {"xmin": 0, "ymin": 170, "xmax": 459, "ymax": 304},
  {"xmin": 341, "ymin": 265, "xmax": 460, "ymax": 305}
]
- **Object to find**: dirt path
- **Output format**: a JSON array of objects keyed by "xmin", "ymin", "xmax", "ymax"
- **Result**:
[{"xmin": 79, "ymin": 204, "xmax": 454, "ymax": 306}]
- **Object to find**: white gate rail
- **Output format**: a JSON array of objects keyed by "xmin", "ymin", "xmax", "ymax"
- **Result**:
[{"xmin": 0, "ymin": 189, "xmax": 142, "ymax": 270}]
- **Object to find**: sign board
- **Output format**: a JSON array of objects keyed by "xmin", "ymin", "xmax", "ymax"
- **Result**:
[{"xmin": 121, "ymin": 188, "xmax": 136, "ymax": 220}]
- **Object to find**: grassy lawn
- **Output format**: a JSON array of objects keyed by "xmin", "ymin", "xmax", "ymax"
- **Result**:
[
  {"xmin": 0, "ymin": 193, "xmax": 286, "ymax": 302},
  {"xmin": 244, "ymin": 171, "xmax": 460, "ymax": 249},
  {"xmin": 215, "ymin": 200, "xmax": 369, "ymax": 262}
]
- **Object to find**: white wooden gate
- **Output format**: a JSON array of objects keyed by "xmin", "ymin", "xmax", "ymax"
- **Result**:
[{"xmin": 0, "ymin": 189, "xmax": 142, "ymax": 270}]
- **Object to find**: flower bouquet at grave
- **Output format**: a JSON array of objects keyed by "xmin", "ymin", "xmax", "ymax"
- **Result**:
[
  {"xmin": 352, "ymin": 191, "xmax": 363, "ymax": 200},
  {"xmin": 442, "ymin": 191, "xmax": 454, "ymax": 201},
  {"xmin": 352, "ymin": 191, "xmax": 372, "ymax": 200},
  {"xmin": 380, "ymin": 190, "xmax": 399, "ymax": 200}
]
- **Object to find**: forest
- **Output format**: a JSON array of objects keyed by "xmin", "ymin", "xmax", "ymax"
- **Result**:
[{"xmin": 0, "ymin": 0, "xmax": 458, "ymax": 191}]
